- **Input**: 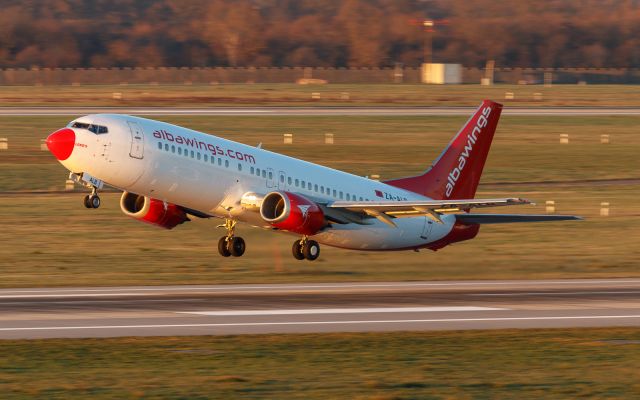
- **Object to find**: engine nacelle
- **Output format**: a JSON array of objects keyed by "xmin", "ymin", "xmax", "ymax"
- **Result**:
[
  {"xmin": 260, "ymin": 191, "xmax": 325, "ymax": 235},
  {"xmin": 120, "ymin": 192, "xmax": 189, "ymax": 229}
]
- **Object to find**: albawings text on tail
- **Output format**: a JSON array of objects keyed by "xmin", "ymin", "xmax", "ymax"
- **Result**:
[{"xmin": 445, "ymin": 105, "xmax": 492, "ymax": 198}]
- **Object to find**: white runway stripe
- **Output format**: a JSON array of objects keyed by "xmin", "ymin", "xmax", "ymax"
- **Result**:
[
  {"xmin": 0, "ymin": 293, "xmax": 150, "ymax": 299},
  {"xmin": 3, "ymin": 279, "xmax": 640, "ymax": 295},
  {"xmin": 2, "ymin": 315, "xmax": 640, "ymax": 332},
  {"xmin": 179, "ymin": 306, "xmax": 505, "ymax": 316}
]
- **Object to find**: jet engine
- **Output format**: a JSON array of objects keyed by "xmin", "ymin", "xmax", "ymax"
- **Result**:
[
  {"xmin": 120, "ymin": 191, "xmax": 189, "ymax": 229},
  {"xmin": 260, "ymin": 191, "xmax": 325, "ymax": 235}
]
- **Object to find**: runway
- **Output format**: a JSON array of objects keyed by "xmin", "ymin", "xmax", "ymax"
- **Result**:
[
  {"xmin": 2, "ymin": 279, "xmax": 640, "ymax": 339},
  {"xmin": 1, "ymin": 106, "xmax": 640, "ymax": 116}
]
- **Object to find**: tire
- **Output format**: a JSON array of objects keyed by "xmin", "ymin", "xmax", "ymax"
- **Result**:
[
  {"xmin": 303, "ymin": 240, "xmax": 320, "ymax": 261},
  {"xmin": 291, "ymin": 240, "xmax": 305, "ymax": 260},
  {"xmin": 90, "ymin": 195, "xmax": 101, "ymax": 209},
  {"xmin": 217, "ymin": 237, "xmax": 231, "ymax": 257},
  {"xmin": 228, "ymin": 236, "xmax": 246, "ymax": 257},
  {"xmin": 83, "ymin": 195, "xmax": 92, "ymax": 208}
]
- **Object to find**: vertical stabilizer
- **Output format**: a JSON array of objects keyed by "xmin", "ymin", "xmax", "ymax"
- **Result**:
[{"xmin": 384, "ymin": 100, "xmax": 502, "ymax": 200}]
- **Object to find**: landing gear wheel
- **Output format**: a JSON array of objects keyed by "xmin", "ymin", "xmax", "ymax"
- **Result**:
[
  {"xmin": 228, "ymin": 236, "xmax": 246, "ymax": 257},
  {"xmin": 217, "ymin": 237, "xmax": 231, "ymax": 257},
  {"xmin": 89, "ymin": 195, "xmax": 101, "ymax": 209},
  {"xmin": 302, "ymin": 240, "xmax": 320, "ymax": 261},
  {"xmin": 83, "ymin": 195, "xmax": 92, "ymax": 209},
  {"xmin": 292, "ymin": 240, "xmax": 305, "ymax": 260}
]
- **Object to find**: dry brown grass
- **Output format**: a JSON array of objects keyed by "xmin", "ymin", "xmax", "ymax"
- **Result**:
[{"xmin": 2, "ymin": 328, "xmax": 640, "ymax": 399}]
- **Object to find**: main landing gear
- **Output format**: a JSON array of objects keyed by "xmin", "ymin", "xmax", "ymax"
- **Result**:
[
  {"xmin": 83, "ymin": 187, "xmax": 101, "ymax": 209},
  {"xmin": 292, "ymin": 237, "xmax": 320, "ymax": 261},
  {"xmin": 217, "ymin": 219, "xmax": 246, "ymax": 257}
]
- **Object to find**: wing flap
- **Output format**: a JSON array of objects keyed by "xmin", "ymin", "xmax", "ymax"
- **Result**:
[
  {"xmin": 456, "ymin": 214, "xmax": 583, "ymax": 224},
  {"xmin": 329, "ymin": 197, "xmax": 531, "ymax": 214}
]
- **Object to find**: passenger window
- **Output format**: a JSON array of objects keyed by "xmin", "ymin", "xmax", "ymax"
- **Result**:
[
  {"xmin": 165, "ymin": 144, "xmax": 169, "ymax": 151},
  {"xmin": 346, "ymin": 194, "xmax": 350, "ymax": 200},
  {"xmin": 250, "ymin": 167, "xmax": 255, "ymax": 174},
  {"xmin": 288, "ymin": 177, "xmax": 292, "ymax": 185},
  {"xmin": 190, "ymin": 150, "xmax": 194, "ymax": 158},
  {"xmin": 197, "ymin": 153, "xmax": 201, "ymax": 160},
  {"xmin": 269, "ymin": 171, "xmax": 273, "ymax": 179},
  {"xmin": 238, "ymin": 163, "xmax": 242, "ymax": 171},
  {"xmin": 262, "ymin": 170, "xmax": 266, "ymax": 178},
  {"xmin": 340, "ymin": 191, "xmax": 344, "ymax": 199},
  {"xmin": 157, "ymin": 142, "xmax": 162, "ymax": 150},
  {"xmin": 171, "ymin": 145, "xmax": 175, "ymax": 153},
  {"xmin": 178, "ymin": 147, "xmax": 182, "ymax": 155},
  {"xmin": 301, "ymin": 181, "xmax": 306, "ymax": 189},
  {"xmin": 225, "ymin": 160, "xmax": 229, "ymax": 167},
  {"xmin": 295, "ymin": 179, "xmax": 299, "ymax": 186},
  {"xmin": 211, "ymin": 156, "xmax": 215, "ymax": 164},
  {"xmin": 359, "ymin": 196, "xmax": 363, "ymax": 201},
  {"xmin": 218, "ymin": 158, "xmax": 222, "ymax": 166},
  {"xmin": 204, "ymin": 154, "xmax": 208, "ymax": 162},
  {"xmin": 280, "ymin": 175, "xmax": 285, "ymax": 183},
  {"xmin": 314, "ymin": 184, "xmax": 318, "ymax": 192},
  {"xmin": 333, "ymin": 189, "xmax": 337, "ymax": 197}
]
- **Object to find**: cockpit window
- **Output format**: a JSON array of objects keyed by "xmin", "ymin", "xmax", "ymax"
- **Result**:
[
  {"xmin": 71, "ymin": 122, "xmax": 108, "ymax": 134},
  {"xmin": 71, "ymin": 122, "xmax": 90, "ymax": 129}
]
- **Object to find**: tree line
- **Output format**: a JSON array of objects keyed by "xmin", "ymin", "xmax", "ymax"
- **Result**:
[{"xmin": 1, "ymin": 0, "xmax": 639, "ymax": 68}]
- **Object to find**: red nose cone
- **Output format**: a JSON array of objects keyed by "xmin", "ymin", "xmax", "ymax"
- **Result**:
[{"xmin": 46, "ymin": 128, "xmax": 75, "ymax": 161}]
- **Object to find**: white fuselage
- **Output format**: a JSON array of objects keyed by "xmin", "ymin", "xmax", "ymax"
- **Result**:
[{"xmin": 58, "ymin": 114, "xmax": 455, "ymax": 250}]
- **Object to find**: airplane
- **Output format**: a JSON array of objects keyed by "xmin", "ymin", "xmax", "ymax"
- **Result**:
[{"xmin": 45, "ymin": 100, "xmax": 580, "ymax": 261}]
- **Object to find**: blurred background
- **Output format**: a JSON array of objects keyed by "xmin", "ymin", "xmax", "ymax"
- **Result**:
[
  {"xmin": 2, "ymin": 0, "xmax": 639, "ymax": 69},
  {"xmin": 0, "ymin": 0, "xmax": 639, "ymax": 84}
]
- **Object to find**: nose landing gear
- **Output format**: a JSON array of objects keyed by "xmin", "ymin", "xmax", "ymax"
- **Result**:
[
  {"xmin": 83, "ymin": 187, "xmax": 101, "ymax": 209},
  {"xmin": 69, "ymin": 172, "xmax": 103, "ymax": 209},
  {"xmin": 292, "ymin": 237, "xmax": 320, "ymax": 261},
  {"xmin": 217, "ymin": 219, "xmax": 246, "ymax": 257}
]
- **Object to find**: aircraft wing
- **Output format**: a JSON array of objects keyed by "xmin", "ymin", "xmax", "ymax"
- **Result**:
[
  {"xmin": 455, "ymin": 214, "xmax": 582, "ymax": 224},
  {"xmin": 327, "ymin": 197, "xmax": 532, "ymax": 226}
]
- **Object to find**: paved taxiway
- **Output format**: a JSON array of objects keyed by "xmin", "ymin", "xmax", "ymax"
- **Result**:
[
  {"xmin": 2, "ymin": 279, "xmax": 640, "ymax": 339},
  {"xmin": 1, "ymin": 106, "xmax": 640, "ymax": 116}
]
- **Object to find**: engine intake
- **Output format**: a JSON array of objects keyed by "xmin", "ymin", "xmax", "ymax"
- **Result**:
[
  {"xmin": 120, "ymin": 192, "xmax": 189, "ymax": 229},
  {"xmin": 260, "ymin": 191, "xmax": 325, "ymax": 235}
]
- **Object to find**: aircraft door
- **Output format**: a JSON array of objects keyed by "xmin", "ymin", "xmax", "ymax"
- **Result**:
[
  {"xmin": 127, "ymin": 121, "xmax": 144, "ymax": 159},
  {"xmin": 266, "ymin": 168, "xmax": 275, "ymax": 188},
  {"xmin": 278, "ymin": 170, "xmax": 286, "ymax": 190},
  {"xmin": 420, "ymin": 217, "xmax": 434, "ymax": 240}
]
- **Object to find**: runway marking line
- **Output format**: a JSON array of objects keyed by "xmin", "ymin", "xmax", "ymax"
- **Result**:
[
  {"xmin": 178, "ymin": 306, "xmax": 505, "ymax": 316},
  {"xmin": 2, "ymin": 315, "xmax": 640, "ymax": 332},
  {"xmin": 0, "ymin": 293, "xmax": 153, "ymax": 299},
  {"xmin": 3, "ymin": 279, "xmax": 640, "ymax": 296},
  {"xmin": 472, "ymin": 291, "xmax": 640, "ymax": 296}
]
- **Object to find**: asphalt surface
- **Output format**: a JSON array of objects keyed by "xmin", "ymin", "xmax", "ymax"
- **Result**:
[
  {"xmin": 1, "ymin": 106, "xmax": 640, "ymax": 116},
  {"xmin": 2, "ymin": 279, "xmax": 640, "ymax": 339}
]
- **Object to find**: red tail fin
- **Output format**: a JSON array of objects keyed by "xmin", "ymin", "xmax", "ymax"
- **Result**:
[{"xmin": 384, "ymin": 100, "xmax": 502, "ymax": 200}]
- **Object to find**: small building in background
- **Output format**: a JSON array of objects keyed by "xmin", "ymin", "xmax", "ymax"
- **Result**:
[{"xmin": 421, "ymin": 63, "xmax": 462, "ymax": 84}]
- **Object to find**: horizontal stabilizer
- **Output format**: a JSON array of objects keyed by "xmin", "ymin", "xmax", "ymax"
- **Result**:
[{"xmin": 456, "ymin": 214, "xmax": 583, "ymax": 225}]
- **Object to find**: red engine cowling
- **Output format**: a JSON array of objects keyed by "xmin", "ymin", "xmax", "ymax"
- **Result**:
[
  {"xmin": 260, "ymin": 191, "xmax": 325, "ymax": 235},
  {"xmin": 120, "ymin": 192, "xmax": 189, "ymax": 229}
]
